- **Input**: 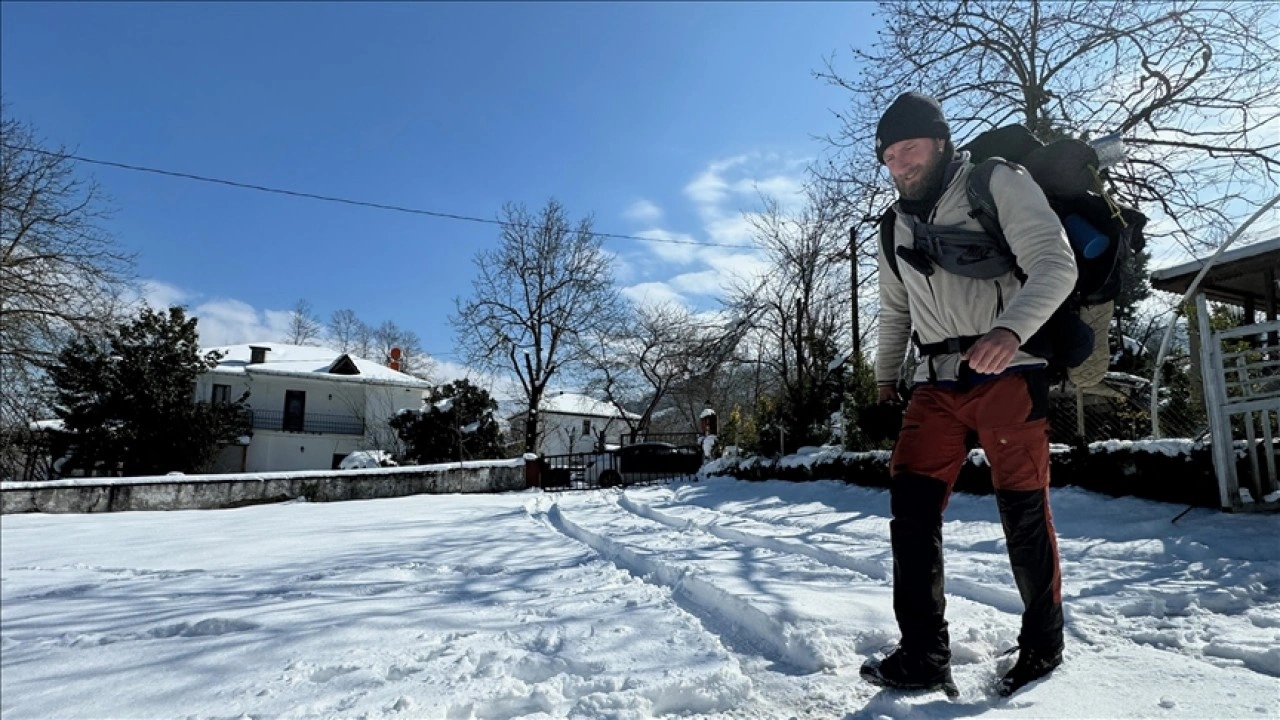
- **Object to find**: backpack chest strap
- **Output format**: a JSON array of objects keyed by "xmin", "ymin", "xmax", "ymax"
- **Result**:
[
  {"xmin": 912, "ymin": 332, "xmax": 984, "ymax": 357},
  {"xmin": 904, "ymin": 212, "xmax": 1019, "ymax": 281}
]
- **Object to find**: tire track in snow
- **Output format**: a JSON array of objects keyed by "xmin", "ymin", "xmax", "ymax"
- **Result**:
[
  {"xmin": 617, "ymin": 490, "xmax": 1127, "ymax": 667},
  {"xmin": 619, "ymin": 492, "xmax": 1034, "ymax": 619},
  {"xmin": 626, "ymin": 490, "xmax": 1280, "ymax": 682},
  {"xmin": 563, "ymin": 489, "xmax": 1269, "ymax": 692},
  {"xmin": 617, "ymin": 492, "xmax": 1171, "ymax": 651},
  {"xmin": 616, "ymin": 494, "xmax": 892, "ymax": 583},
  {"xmin": 539, "ymin": 502, "xmax": 836, "ymax": 674}
]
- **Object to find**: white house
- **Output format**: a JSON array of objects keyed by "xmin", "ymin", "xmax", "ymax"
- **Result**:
[
  {"xmin": 507, "ymin": 391, "xmax": 641, "ymax": 456},
  {"xmin": 196, "ymin": 343, "xmax": 430, "ymax": 473}
]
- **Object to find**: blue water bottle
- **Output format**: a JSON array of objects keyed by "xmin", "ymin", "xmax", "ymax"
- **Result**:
[{"xmin": 1062, "ymin": 213, "xmax": 1110, "ymax": 259}]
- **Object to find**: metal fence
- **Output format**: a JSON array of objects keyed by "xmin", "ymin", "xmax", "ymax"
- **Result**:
[
  {"xmin": 535, "ymin": 447, "xmax": 701, "ymax": 492},
  {"xmin": 250, "ymin": 410, "xmax": 365, "ymax": 436},
  {"xmin": 536, "ymin": 451, "xmax": 611, "ymax": 492},
  {"xmin": 1047, "ymin": 374, "xmax": 1207, "ymax": 445}
]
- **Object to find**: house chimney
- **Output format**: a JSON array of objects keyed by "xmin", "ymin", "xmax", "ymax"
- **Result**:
[
  {"xmin": 249, "ymin": 346, "xmax": 269, "ymax": 365},
  {"xmin": 388, "ymin": 347, "xmax": 402, "ymax": 372}
]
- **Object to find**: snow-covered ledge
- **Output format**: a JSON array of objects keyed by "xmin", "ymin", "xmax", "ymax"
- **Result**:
[{"xmin": 0, "ymin": 459, "xmax": 528, "ymax": 514}]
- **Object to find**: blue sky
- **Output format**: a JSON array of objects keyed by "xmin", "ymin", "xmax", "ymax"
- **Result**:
[{"xmin": 1, "ymin": 1, "xmax": 880, "ymax": 379}]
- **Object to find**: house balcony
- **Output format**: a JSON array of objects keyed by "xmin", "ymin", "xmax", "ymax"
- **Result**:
[{"xmin": 250, "ymin": 409, "xmax": 365, "ymax": 436}]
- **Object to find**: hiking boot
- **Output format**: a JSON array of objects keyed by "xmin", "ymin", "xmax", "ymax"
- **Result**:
[
  {"xmin": 861, "ymin": 646, "xmax": 957, "ymax": 698},
  {"xmin": 997, "ymin": 645, "xmax": 1062, "ymax": 696}
]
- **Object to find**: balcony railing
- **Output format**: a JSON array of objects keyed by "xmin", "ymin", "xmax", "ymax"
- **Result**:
[{"xmin": 250, "ymin": 409, "xmax": 365, "ymax": 436}]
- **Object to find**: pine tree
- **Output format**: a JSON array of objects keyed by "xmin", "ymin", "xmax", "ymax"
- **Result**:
[
  {"xmin": 48, "ymin": 306, "xmax": 250, "ymax": 476},
  {"xmin": 390, "ymin": 379, "xmax": 503, "ymax": 463}
]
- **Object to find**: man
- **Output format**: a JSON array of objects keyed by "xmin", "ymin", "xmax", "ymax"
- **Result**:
[{"xmin": 860, "ymin": 92, "xmax": 1075, "ymax": 697}]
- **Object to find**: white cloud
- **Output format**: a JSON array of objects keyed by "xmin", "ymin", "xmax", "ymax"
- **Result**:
[
  {"xmin": 431, "ymin": 359, "xmax": 477, "ymax": 385},
  {"xmin": 127, "ymin": 279, "xmax": 295, "ymax": 348},
  {"xmin": 684, "ymin": 153, "xmax": 806, "ymax": 227},
  {"xmin": 703, "ymin": 215, "xmax": 758, "ymax": 247},
  {"xmin": 668, "ymin": 270, "xmax": 732, "ymax": 298},
  {"xmin": 623, "ymin": 199, "xmax": 663, "ymax": 224},
  {"xmin": 430, "ymin": 359, "xmax": 522, "ymax": 402},
  {"xmin": 194, "ymin": 300, "xmax": 294, "ymax": 348},
  {"xmin": 702, "ymin": 248, "xmax": 772, "ymax": 287},
  {"xmin": 734, "ymin": 175, "xmax": 807, "ymax": 212},
  {"xmin": 634, "ymin": 229, "xmax": 700, "ymax": 265},
  {"xmin": 684, "ymin": 172, "xmax": 731, "ymax": 212},
  {"xmin": 683, "ymin": 155, "xmax": 754, "ymax": 215},
  {"xmin": 612, "ymin": 152, "xmax": 804, "ymax": 311},
  {"xmin": 600, "ymin": 246, "xmax": 637, "ymax": 286},
  {"xmin": 134, "ymin": 279, "xmax": 192, "ymax": 310},
  {"xmin": 620, "ymin": 282, "xmax": 690, "ymax": 309}
]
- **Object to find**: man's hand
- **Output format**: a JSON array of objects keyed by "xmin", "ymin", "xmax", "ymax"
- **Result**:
[
  {"xmin": 878, "ymin": 385, "xmax": 901, "ymax": 404},
  {"xmin": 962, "ymin": 327, "xmax": 1022, "ymax": 375}
]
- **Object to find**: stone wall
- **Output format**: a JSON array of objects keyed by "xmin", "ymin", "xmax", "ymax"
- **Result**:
[{"xmin": 0, "ymin": 462, "xmax": 528, "ymax": 514}]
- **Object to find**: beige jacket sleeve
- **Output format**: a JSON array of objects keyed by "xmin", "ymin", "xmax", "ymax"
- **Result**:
[
  {"xmin": 875, "ymin": 223, "xmax": 912, "ymax": 387},
  {"xmin": 988, "ymin": 164, "xmax": 1078, "ymax": 343}
]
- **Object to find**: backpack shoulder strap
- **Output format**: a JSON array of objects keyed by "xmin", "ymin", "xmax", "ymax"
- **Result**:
[
  {"xmin": 965, "ymin": 157, "xmax": 1009, "ymax": 247},
  {"xmin": 879, "ymin": 208, "xmax": 901, "ymax": 282},
  {"xmin": 966, "ymin": 158, "xmax": 1030, "ymax": 283}
]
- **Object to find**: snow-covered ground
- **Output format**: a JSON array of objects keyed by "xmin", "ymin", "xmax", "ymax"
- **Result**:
[{"xmin": 2, "ymin": 477, "xmax": 1277, "ymax": 719}]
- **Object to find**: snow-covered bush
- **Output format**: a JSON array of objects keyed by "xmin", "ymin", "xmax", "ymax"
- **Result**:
[{"xmin": 703, "ymin": 440, "xmax": 1225, "ymax": 507}]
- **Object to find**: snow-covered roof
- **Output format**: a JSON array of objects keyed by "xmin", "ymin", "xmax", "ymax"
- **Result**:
[
  {"xmin": 506, "ymin": 392, "xmax": 641, "ymax": 420},
  {"xmin": 1150, "ymin": 237, "xmax": 1279, "ymax": 307},
  {"xmin": 202, "ymin": 342, "xmax": 431, "ymax": 389},
  {"xmin": 1150, "ymin": 236, "xmax": 1280, "ymax": 282}
]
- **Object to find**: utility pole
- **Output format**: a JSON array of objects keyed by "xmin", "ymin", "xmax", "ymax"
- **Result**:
[
  {"xmin": 456, "ymin": 408, "xmax": 464, "ymax": 465},
  {"xmin": 850, "ymin": 226, "xmax": 861, "ymax": 358}
]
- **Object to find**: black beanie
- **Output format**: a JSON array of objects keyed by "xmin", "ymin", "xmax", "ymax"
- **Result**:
[{"xmin": 876, "ymin": 92, "xmax": 951, "ymax": 163}]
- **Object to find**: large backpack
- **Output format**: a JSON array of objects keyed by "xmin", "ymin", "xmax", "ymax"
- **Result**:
[{"xmin": 879, "ymin": 125, "xmax": 1147, "ymax": 386}]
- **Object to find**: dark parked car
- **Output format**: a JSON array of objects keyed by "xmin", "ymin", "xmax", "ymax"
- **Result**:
[{"xmin": 583, "ymin": 442, "xmax": 703, "ymax": 487}]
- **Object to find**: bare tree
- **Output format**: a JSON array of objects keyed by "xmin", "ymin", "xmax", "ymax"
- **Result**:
[
  {"xmin": 806, "ymin": 167, "xmax": 897, "ymax": 360},
  {"xmin": 724, "ymin": 190, "xmax": 851, "ymax": 450},
  {"xmin": 452, "ymin": 199, "xmax": 625, "ymax": 454},
  {"xmin": 0, "ymin": 111, "xmax": 133, "ymax": 444},
  {"xmin": 322, "ymin": 309, "xmax": 433, "ymax": 379},
  {"xmin": 326, "ymin": 308, "xmax": 366, "ymax": 354},
  {"xmin": 283, "ymin": 299, "xmax": 322, "ymax": 346},
  {"xmin": 344, "ymin": 389, "xmax": 409, "ymax": 459},
  {"xmin": 584, "ymin": 301, "xmax": 745, "ymax": 442},
  {"xmin": 817, "ymin": 0, "xmax": 1280, "ymax": 254},
  {"xmin": 370, "ymin": 320, "xmax": 434, "ymax": 381},
  {"xmin": 352, "ymin": 318, "xmax": 374, "ymax": 359}
]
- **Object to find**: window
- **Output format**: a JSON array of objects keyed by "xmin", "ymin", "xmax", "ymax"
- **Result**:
[
  {"xmin": 211, "ymin": 384, "xmax": 231, "ymax": 404},
  {"xmin": 582, "ymin": 419, "xmax": 592, "ymax": 436}
]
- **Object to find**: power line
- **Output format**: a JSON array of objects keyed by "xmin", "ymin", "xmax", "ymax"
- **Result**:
[{"xmin": 3, "ymin": 143, "xmax": 761, "ymax": 250}]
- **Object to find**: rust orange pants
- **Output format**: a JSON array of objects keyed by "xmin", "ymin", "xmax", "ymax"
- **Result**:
[{"xmin": 889, "ymin": 368, "xmax": 1064, "ymax": 657}]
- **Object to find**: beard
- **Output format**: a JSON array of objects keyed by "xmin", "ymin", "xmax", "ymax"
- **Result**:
[{"xmin": 894, "ymin": 148, "xmax": 948, "ymax": 201}]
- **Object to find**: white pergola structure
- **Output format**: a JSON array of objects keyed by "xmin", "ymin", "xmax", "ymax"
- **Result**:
[{"xmin": 1151, "ymin": 237, "xmax": 1279, "ymax": 510}]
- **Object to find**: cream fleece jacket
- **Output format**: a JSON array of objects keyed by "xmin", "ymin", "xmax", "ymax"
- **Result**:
[{"xmin": 876, "ymin": 158, "xmax": 1078, "ymax": 386}]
